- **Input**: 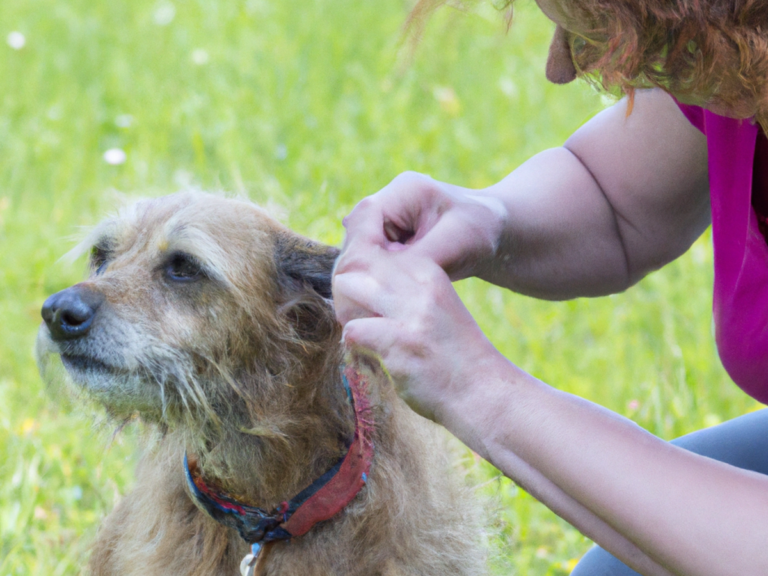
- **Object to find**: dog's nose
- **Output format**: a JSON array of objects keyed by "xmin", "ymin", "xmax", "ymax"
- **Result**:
[{"xmin": 42, "ymin": 285, "xmax": 105, "ymax": 341}]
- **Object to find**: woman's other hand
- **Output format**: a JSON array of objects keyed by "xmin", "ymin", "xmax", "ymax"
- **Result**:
[
  {"xmin": 333, "ymin": 172, "xmax": 505, "ymax": 312},
  {"xmin": 333, "ymin": 235, "xmax": 503, "ymax": 423}
]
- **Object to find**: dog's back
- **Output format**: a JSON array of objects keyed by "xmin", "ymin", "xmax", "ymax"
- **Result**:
[{"xmin": 37, "ymin": 192, "xmax": 486, "ymax": 575}]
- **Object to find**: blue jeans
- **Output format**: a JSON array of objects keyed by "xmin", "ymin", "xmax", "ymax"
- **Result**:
[{"xmin": 571, "ymin": 409, "xmax": 768, "ymax": 575}]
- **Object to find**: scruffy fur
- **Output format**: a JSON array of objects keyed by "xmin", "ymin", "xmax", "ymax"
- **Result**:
[{"xmin": 37, "ymin": 192, "xmax": 485, "ymax": 576}]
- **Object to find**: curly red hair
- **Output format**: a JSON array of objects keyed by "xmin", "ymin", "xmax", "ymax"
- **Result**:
[{"xmin": 412, "ymin": 0, "xmax": 768, "ymax": 128}]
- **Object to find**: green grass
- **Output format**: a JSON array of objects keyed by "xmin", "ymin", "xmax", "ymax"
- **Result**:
[{"xmin": 0, "ymin": 0, "xmax": 760, "ymax": 574}]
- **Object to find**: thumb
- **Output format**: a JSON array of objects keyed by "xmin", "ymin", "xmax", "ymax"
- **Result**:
[
  {"xmin": 342, "ymin": 316, "xmax": 401, "ymax": 360},
  {"xmin": 404, "ymin": 217, "xmax": 473, "ymax": 279}
]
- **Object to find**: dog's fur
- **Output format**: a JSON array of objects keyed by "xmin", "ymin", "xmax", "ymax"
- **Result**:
[{"xmin": 37, "ymin": 192, "xmax": 485, "ymax": 576}]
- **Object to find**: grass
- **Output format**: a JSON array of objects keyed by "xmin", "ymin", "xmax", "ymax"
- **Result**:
[{"xmin": 0, "ymin": 0, "xmax": 761, "ymax": 574}]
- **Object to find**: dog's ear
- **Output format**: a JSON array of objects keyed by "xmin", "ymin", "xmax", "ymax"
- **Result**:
[
  {"xmin": 275, "ymin": 235, "xmax": 340, "ymax": 342},
  {"xmin": 275, "ymin": 235, "xmax": 339, "ymax": 300}
]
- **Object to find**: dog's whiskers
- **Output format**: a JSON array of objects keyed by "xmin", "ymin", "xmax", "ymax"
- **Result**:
[{"xmin": 138, "ymin": 341, "xmax": 219, "ymax": 426}]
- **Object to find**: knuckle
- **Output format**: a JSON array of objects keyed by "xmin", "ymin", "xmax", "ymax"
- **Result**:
[
  {"xmin": 341, "ymin": 196, "xmax": 371, "ymax": 228},
  {"xmin": 424, "ymin": 263, "xmax": 446, "ymax": 283},
  {"xmin": 391, "ymin": 171, "xmax": 434, "ymax": 193},
  {"xmin": 336, "ymin": 253, "xmax": 370, "ymax": 277},
  {"xmin": 391, "ymin": 170, "xmax": 421, "ymax": 184},
  {"xmin": 332, "ymin": 256, "xmax": 350, "ymax": 276},
  {"xmin": 331, "ymin": 271, "xmax": 362, "ymax": 299},
  {"xmin": 402, "ymin": 314, "xmax": 429, "ymax": 346},
  {"xmin": 343, "ymin": 197, "xmax": 377, "ymax": 227},
  {"xmin": 355, "ymin": 196, "xmax": 377, "ymax": 211},
  {"xmin": 336, "ymin": 312, "xmax": 351, "ymax": 328},
  {"xmin": 330, "ymin": 270, "xmax": 346, "ymax": 293},
  {"xmin": 342, "ymin": 322, "xmax": 359, "ymax": 342},
  {"xmin": 412, "ymin": 264, "xmax": 446, "ymax": 291},
  {"xmin": 335, "ymin": 244, "xmax": 377, "ymax": 275}
]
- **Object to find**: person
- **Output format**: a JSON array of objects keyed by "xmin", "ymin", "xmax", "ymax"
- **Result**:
[{"xmin": 332, "ymin": 1, "xmax": 768, "ymax": 575}]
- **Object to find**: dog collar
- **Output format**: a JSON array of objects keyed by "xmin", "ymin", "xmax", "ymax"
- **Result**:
[{"xmin": 183, "ymin": 364, "xmax": 374, "ymax": 555}]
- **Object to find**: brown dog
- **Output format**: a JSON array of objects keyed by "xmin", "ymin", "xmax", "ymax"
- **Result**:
[{"xmin": 36, "ymin": 192, "xmax": 485, "ymax": 576}]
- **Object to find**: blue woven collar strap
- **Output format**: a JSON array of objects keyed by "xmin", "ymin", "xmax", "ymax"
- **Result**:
[
  {"xmin": 183, "ymin": 364, "xmax": 375, "ymax": 546},
  {"xmin": 184, "ymin": 453, "xmax": 293, "ymax": 543}
]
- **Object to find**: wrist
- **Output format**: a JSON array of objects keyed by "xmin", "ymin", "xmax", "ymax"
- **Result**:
[
  {"xmin": 433, "ymin": 349, "xmax": 533, "ymax": 459},
  {"xmin": 467, "ymin": 191, "xmax": 509, "ymax": 281}
]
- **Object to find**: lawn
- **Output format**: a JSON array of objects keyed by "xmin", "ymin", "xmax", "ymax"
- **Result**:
[{"xmin": 0, "ymin": 0, "xmax": 760, "ymax": 574}]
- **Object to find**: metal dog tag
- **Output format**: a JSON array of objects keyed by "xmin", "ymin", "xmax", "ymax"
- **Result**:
[{"xmin": 240, "ymin": 553, "xmax": 257, "ymax": 576}]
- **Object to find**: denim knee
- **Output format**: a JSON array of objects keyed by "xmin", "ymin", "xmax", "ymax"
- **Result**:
[{"xmin": 570, "ymin": 545, "xmax": 642, "ymax": 576}]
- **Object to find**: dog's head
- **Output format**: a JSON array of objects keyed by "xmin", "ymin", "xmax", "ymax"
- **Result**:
[{"xmin": 36, "ymin": 192, "xmax": 341, "ymax": 429}]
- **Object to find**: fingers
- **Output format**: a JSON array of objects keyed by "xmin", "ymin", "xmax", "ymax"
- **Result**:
[
  {"xmin": 402, "ymin": 205, "xmax": 480, "ymax": 278},
  {"xmin": 335, "ymin": 171, "xmax": 502, "ymax": 329},
  {"xmin": 332, "ymin": 270, "xmax": 385, "ymax": 326},
  {"xmin": 342, "ymin": 316, "xmax": 436, "ymax": 419},
  {"xmin": 418, "ymin": 193, "xmax": 505, "ymax": 280},
  {"xmin": 334, "ymin": 177, "xmax": 504, "ymax": 425},
  {"xmin": 405, "ymin": 213, "xmax": 465, "ymax": 274},
  {"xmin": 341, "ymin": 172, "xmax": 439, "ymax": 255},
  {"xmin": 342, "ymin": 316, "xmax": 400, "ymax": 359},
  {"xmin": 338, "ymin": 261, "xmax": 487, "ymax": 423},
  {"xmin": 340, "ymin": 196, "xmax": 387, "ymax": 254},
  {"xmin": 335, "ymin": 172, "xmax": 438, "ymax": 323},
  {"xmin": 383, "ymin": 219, "xmax": 415, "ymax": 245}
]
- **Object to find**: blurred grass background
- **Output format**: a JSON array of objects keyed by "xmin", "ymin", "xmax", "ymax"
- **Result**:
[{"xmin": 0, "ymin": 0, "xmax": 761, "ymax": 574}]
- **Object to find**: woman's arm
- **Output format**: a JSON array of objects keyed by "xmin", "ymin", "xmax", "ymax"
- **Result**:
[
  {"xmin": 335, "ymin": 89, "xmax": 710, "ymax": 317},
  {"xmin": 334, "ymin": 252, "xmax": 768, "ymax": 576},
  {"xmin": 333, "ymin": 87, "xmax": 724, "ymax": 573},
  {"xmin": 482, "ymin": 88, "xmax": 710, "ymax": 299},
  {"xmin": 455, "ymin": 352, "xmax": 768, "ymax": 576}
]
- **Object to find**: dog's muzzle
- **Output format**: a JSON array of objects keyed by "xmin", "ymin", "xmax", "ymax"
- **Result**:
[{"xmin": 41, "ymin": 284, "xmax": 104, "ymax": 341}]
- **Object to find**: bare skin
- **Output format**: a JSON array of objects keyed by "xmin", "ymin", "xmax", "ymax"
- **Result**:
[
  {"xmin": 336, "ymin": 89, "xmax": 709, "ymax": 300},
  {"xmin": 332, "ymin": 3, "xmax": 768, "ymax": 575}
]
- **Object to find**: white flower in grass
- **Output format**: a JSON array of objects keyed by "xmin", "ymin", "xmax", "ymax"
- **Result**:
[
  {"xmin": 115, "ymin": 114, "xmax": 134, "ymax": 128},
  {"xmin": 153, "ymin": 2, "xmax": 176, "ymax": 26},
  {"xmin": 7, "ymin": 31, "xmax": 25, "ymax": 50},
  {"xmin": 191, "ymin": 49, "xmax": 209, "ymax": 65},
  {"xmin": 103, "ymin": 148, "xmax": 127, "ymax": 165}
]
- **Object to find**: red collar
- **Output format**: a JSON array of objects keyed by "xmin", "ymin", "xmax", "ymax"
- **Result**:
[{"xmin": 184, "ymin": 364, "xmax": 375, "ymax": 545}]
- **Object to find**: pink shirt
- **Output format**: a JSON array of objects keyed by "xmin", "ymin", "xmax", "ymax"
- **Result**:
[{"xmin": 676, "ymin": 102, "xmax": 768, "ymax": 404}]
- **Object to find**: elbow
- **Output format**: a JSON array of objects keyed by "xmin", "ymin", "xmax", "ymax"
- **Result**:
[{"xmin": 624, "ymin": 221, "xmax": 711, "ymax": 290}]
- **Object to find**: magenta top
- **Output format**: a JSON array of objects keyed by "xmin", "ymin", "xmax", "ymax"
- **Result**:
[{"xmin": 676, "ymin": 101, "xmax": 768, "ymax": 404}]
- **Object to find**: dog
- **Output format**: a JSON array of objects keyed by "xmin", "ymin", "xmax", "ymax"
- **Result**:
[{"xmin": 36, "ymin": 192, "xmax": 486, "ymax": 576}]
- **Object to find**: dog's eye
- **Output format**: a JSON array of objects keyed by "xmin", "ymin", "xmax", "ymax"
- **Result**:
[
  {"xmin": 165, "ymin": 253, "xmax": 204, "ymax": 282},
  {"xmin": 91, "ymin": 246, "xmax": 110, "ymax": 275}
]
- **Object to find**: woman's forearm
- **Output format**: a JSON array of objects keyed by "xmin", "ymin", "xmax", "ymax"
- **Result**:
[
  {"xmin": 441, "ymin": 356, "xmax": 768, "ymax": 576},
  {"xmin": 468, "ymin": 422, "xmax": 676, "ymax": 576}
]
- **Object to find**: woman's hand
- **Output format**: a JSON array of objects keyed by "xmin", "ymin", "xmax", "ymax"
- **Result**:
[
  {"xmin": 333, "ymin": 172, "xmax": 506, "ymax": 386},
  {"xmin": 335, "ymin": 170, "xmax": 505, "ymax": 292},
  {"xmin": 333, "ymin": 228, "xmax": 502, "ymax": 423}
]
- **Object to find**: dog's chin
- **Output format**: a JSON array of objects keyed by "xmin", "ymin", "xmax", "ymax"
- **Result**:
[
  {"xmin": 36, "ymin": 328, "xmax": 166, "ymax": 419},
  {"xmin": 68, "ymin": 363, "xmax": 168, "ymax": 419}
]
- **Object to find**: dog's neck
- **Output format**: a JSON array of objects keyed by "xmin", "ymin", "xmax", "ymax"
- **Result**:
[{"xmin": 185, "ymin": 349, "xmax": 356, "ymax": 509}]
